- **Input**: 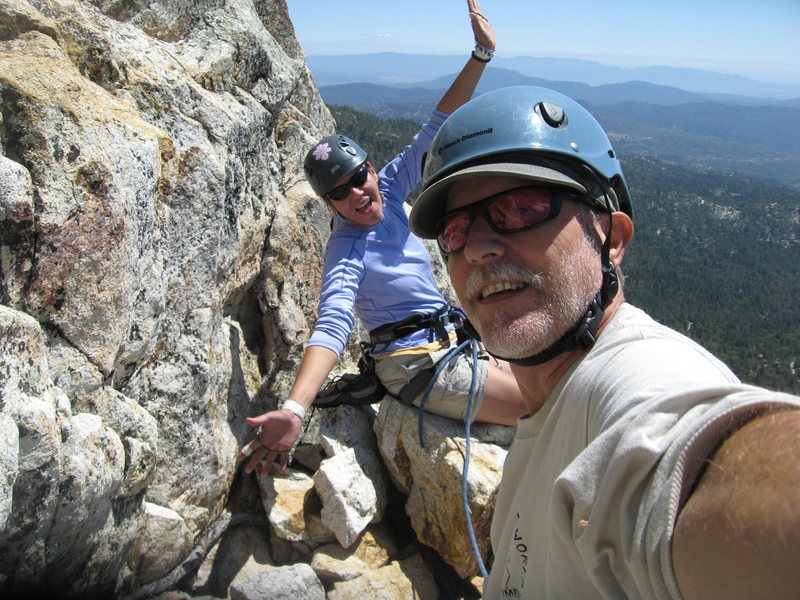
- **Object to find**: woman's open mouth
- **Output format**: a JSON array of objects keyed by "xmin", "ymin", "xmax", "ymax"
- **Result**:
[{"xmin": 355, "ymin": 197, "xmax": 373, "ymax": 212}]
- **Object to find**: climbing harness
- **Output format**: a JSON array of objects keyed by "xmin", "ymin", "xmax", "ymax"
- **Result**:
[
  {"xmin": 368, "ymin": 304, "xmax": 455, "ymax": 351},
  {"xmin": 313, "ymin": 305, "xmax": 458, "ymax": 409}
]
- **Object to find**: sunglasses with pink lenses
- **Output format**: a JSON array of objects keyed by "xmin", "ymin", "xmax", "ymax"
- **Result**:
[{"xmin": 436, "ymin": 186, "xmax": 584, "ymax": 255}]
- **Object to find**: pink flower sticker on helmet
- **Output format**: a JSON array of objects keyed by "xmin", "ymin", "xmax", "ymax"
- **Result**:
[{"xmin": 313, "ymin": 143, "xmax": 332, "ymax": 161}]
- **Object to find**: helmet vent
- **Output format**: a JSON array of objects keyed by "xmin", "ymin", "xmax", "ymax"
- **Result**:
[{"xmin": 537, "ymin": 101, "xmax": 566, "ymax": 128}]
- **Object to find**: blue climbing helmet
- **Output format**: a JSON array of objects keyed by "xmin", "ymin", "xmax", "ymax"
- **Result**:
[
  {"xmin": 304, "ymin": 134, "xmax": 368, "ymax": 197},
  {"xmin": 409, "ymin": 86, "xmax": 633, "ymax": 367},
  {"xmin": 409, "ymin": 86, "xmax": 632, "ymax": 239}
]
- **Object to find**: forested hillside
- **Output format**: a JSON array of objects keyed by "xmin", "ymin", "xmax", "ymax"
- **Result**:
[
  {"xmin": 622, "ymin": 156, "xmax": 798, "ymax": 393},
  {"xmin": 328, "ymin": 104, "xmax": 423, "ymax": 168},
  {"xmin": 328, "ymin": 105, "xmax": 799, "ymax": 394}
]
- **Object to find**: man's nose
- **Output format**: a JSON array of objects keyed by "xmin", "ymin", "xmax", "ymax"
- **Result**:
[{"xmin": 462, "ymin": 214, "xmax": 505, "ymax": 263}]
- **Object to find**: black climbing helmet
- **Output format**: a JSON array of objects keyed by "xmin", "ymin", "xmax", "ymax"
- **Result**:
[{"xmin": 304, "ymin": 134, "xmax": 369, "ymax": 197}]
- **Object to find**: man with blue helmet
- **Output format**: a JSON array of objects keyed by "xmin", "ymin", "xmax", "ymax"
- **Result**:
[{"xmin": 409, "ymin": 86, "xmax": 800, "ymax": 599}]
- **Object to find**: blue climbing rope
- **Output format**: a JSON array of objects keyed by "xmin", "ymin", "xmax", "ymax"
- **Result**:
[
  {"xmin": 415, "ymin": 313, "xmax": 489, "ymax": 578},
  {"xmin": 462, "ymin": 337, "xmax": 489, "ymax": 577},
  {"xmin": 416, "ymin": 338, "xmax": 471, "ymax": 449}
]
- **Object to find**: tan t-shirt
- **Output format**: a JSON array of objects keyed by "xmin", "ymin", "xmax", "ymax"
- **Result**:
[{"xmin": 485, "ymin": 303, "xmax": 800, "ymax": 599}]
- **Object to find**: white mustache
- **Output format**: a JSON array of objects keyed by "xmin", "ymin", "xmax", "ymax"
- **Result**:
[{"xmin": 464, "ymin": 260, "xmax": 545, "ymax": 300}]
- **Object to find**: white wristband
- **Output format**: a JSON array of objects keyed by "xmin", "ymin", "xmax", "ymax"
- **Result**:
[
  {"xmin": 472, "ymin": 42, "xmax": 494, "ymax": 63},
  {"xmin": 281, "ymin": 398, "xmax": 307, "ymax": 422}
]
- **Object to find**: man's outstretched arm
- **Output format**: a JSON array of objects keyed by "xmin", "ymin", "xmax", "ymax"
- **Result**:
[{"xmin": 673, "ymin": 409, "xmax": 800, "ymax": 600}]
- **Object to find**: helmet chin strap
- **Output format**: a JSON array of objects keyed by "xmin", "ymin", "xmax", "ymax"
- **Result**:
[{"xmin": 463, "ymin": 214, "xmax": 618, "ymax": 367}]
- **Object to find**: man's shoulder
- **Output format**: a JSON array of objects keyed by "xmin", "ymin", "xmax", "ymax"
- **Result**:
[
  {"xmin": 577, "ymin": 302, "xmax": 740, "ymax": 389},
  {"xmin": 606, "ymin": 302, "xmax": 659, "ymax": 330},
  {"xmin": 601, "ymin": 303, "xmax": 701, "ymax": 350}
]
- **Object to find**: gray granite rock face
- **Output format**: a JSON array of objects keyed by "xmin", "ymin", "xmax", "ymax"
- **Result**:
[
  {"xmin": 1, "ymin": 0, "xmax": 332, "ymax": 595},
  {"xmin": 0, "ymin": 1, "xmax": 510, "ymax": 598}
]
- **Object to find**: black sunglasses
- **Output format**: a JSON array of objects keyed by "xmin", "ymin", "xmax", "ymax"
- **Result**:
[
  {"xmin": 436, "ymin": 186, "xmax": 584, "ymax": 255},
  {"xmin": 326, "ymin": 163, "xmax": 370, "ymax": 201}
]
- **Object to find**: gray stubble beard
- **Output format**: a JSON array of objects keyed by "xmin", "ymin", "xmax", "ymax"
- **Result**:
[{"xmin": 462, "ymin": 240, "xmax": 601, "ymax": 360}]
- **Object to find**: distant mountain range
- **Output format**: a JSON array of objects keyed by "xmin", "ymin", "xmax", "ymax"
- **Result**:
[
  {"xmin": 307, "ymin": 53, "xmax": 800, "ymax": 101},
  {"xmin": 309, "ymin": 59, "xmax": 800, "ymax": 191}
]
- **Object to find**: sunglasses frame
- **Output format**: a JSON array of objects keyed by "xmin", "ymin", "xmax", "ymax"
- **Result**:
[
  {"xmin": 326, "ymin": 163, "xmax": 370, "ymax": 201},
  {"xmin": 436, "ymin": 186, "xmax": 584, "ymax": 255}
]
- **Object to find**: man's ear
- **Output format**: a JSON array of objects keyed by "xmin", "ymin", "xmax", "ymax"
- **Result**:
[{"xmin": 608, "ymin": 211, "xmax": 634, "ymax": 267}]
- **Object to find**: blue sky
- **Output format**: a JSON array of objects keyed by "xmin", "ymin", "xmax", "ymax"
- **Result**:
[{"xmin": 286, "ymin": 1, "xmax": 799, "ymax": 85}]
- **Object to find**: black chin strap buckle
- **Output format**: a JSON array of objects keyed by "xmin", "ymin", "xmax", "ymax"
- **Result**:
[{"xmin": 572, "ymin": 294, "xmax": 604, "ymax": 350}]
